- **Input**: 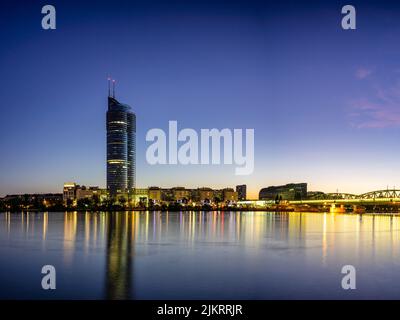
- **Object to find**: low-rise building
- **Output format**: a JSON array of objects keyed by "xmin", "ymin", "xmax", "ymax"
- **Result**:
[
  {"xmin": 172, "ymin": 187, "xmax": 191, "ymax": 202},
  {"xmin": 62, "ymin": 183, "xmax": 239, "ymax": 207},
  {"xmin": 196, "ymin": 187, "xmax": 214, "ymax": 203},
  {"xmin": 148, "ymin": 187, "xmax": 162, "ymax": 203},
  {"xmin": 63, "ymin": 182, "xmax": 107, "ymax": 205},
  {"xmin": 223, "ymin": 188, "xmax": 238, "ymax": 202},
  {"xmin": 63, "ymin": 182, "xmax": 77, "ymax": 204},
  {"xmin": 132, "ymin": 188, "xmax": 149, "ymax": 206},
  {"xmin": 259, "ymin": 183, "xmax": 307, "ymax": 201}
]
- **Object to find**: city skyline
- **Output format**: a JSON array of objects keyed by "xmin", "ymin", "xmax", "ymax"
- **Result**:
[{"xmin": 2, "ymin": 0, "xmax": 400, "ymax": 199}]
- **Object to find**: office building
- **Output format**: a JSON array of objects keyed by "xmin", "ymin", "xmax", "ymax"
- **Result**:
[
  {"xmin": 259, "ymin": 183, "xmax": 307, "ymax": 201},
  {"xmin": 106, "ymin": 80, "xmax": 136, "ymax": 197},
  {"xmin": 236, "ymin": 184, "xmax": 247, "ymax": 200}
]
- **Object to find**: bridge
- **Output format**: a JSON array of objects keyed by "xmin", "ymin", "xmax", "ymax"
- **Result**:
[
  {"xmin": 237, "ymin": 189, "xmax": 400, "ymax": 213},
  {"xmin": 289, "ymin": 189, "xmax": 400, "ymax": 204}
]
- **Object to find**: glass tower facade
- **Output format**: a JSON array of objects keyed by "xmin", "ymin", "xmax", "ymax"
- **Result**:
[{"xmin": 106, "ymin": 96, "xmax": 136, "ymax": 197}]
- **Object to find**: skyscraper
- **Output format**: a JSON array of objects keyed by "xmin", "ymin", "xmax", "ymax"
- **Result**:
[{"xmin": 106, "ymin": 80, "xmax": 136, "ymax": 197}]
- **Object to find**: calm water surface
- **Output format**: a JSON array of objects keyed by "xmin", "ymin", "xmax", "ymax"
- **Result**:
[{"xmin": 0, "ymin": 211, "xmax": 400, "ymax": 299}]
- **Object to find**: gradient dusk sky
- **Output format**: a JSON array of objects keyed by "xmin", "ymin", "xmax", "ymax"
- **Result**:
[{"xmin": 1, "ymin": 0, "xmax": 400, "ymax": 198}]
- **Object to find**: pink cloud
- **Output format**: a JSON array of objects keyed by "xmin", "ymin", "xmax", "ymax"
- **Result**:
[
  {"xmin": 355, "ymin": 67, "xmax": 373, "ymax": 79},
  {"xmin": 349, "ymin": 82, "xmax": 400, "ymax": 128}
]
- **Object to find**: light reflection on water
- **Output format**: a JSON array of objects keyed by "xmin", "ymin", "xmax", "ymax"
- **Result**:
[{"xmin": 1, "ymin": 211, "xmax": 400, "ymax": 299}]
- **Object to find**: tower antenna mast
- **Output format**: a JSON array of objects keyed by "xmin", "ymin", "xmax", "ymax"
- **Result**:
[{"xmin": 107, "ymin": 77, "xmax": 111, "ymax": 97}]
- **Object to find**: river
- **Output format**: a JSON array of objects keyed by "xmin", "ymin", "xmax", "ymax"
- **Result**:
[{"xmin": 0, "ymin": 211, "xmax": 399, "ymax": 299}]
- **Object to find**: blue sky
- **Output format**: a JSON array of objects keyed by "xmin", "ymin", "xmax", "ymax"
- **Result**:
[{"xmin": 1, "ymin": 0, "xmax": 400, "ymax": 198}]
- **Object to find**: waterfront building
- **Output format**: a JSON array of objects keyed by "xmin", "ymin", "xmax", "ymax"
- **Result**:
[
  {"xmin": 106, "ymin": 80, "xmax": 136, "ymax": 197},
  {"xmin": 146, "ymin": 186, "xmax": 239, "ymax": 206},
  {"xmin": 172, "ymin": 187, "xmax": 191, "ymax": 202},
  {"xmin": 76, "ymin": 186, "xmax": 107, "ymax": 201},
  {"xmin": 63, "ymin": 182, "xmax": 77, "ymax": 204},
  {"xmin": 236, "ymin": 184, "xmax": 247, "ymax": 200},
  {"xmin": 259, "ymin": 183, "xmax": 307, "ymax": 201},
  {"xmin": 131, "ymin": 188, "xmax": 149, "ymax": 206},
  {"xmin": 196, "ymin": 187, "xmax": 214, "ymax": 204},
  {"xmin": 61, "ymin": 183, "xmax": 238, "ymax": 207},
  {"xmin": 63, "ymin": 182, "xmax": 107, "ymax": 204},
  {"xmin": 148, "ymin": 187, "xmax": 162, "ymax": 203},
  {"xmin": 223, "ymin": 188, "xmax": 238, "ymax": 202}
]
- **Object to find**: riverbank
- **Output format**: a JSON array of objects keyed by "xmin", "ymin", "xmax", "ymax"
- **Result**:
[{"xmin": 3, "ymin": 208, "xmax": 400, "ymax": 215}]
